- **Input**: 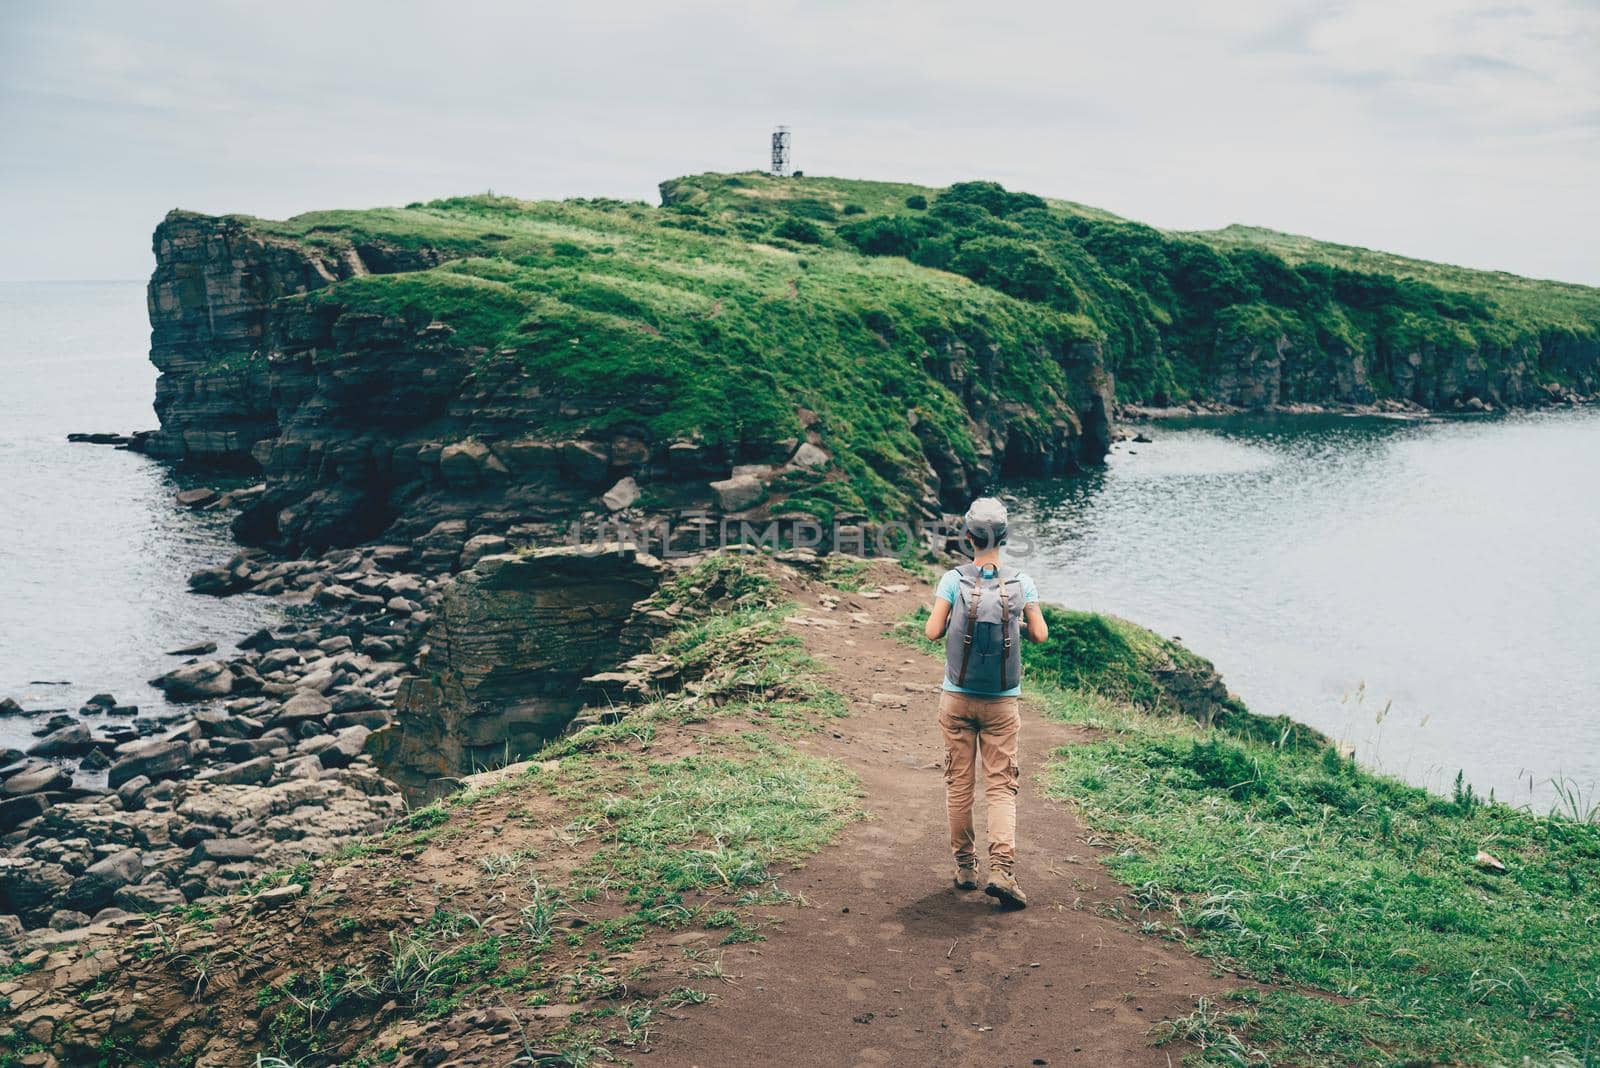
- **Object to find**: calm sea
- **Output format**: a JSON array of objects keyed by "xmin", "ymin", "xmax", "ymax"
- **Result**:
[
  {"xmin": 1010, "ymin": 410, "xmax": 1600, "ymax": 810},
  {"xmin": 0, "ymin": 281, "xmax": 280, "ymax": 752}
]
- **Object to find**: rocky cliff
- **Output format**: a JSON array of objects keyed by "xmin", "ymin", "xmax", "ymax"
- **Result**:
[
  {"xmin": 144, "ymin": 211, "xmax": 448, "ymax": 466},
  {"xmin": 140, "ymin": 193, "xmax": 1114, "ymax": 558},
  {"xmin": 1202, "ymin": 308, "xmax": 1598, "ymax": 410}
]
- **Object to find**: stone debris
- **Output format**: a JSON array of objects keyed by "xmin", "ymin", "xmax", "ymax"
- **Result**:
[
  {"xmin": 789, "ymin": 441, "xmax": 830, "ymax": 468},
  {"xmin": 174, "ymin": 487, "xmax": 217, "ymax": 508},
  {"xmin": 251, "ymin": 882, "xmax": 306, "ymax": 911},
  {"xmin": 709, "ymin": 473, "xmax": 766, "ymax": 512},
  {"xmin": 0, "ymin": 540, "xmax": 434, "ymax": 939},
  {"xmin": 601, "ymin": 476, "xmax": 641, "ymax": 512},
  {"xmin": 787, "ymin": 615, "xmax": 844, "ymax": 628}
]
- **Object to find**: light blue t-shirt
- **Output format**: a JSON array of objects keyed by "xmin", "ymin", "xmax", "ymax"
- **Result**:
[{"xmin": 936, "ymin": 565, "xmax": 1039, "ymax": 697}]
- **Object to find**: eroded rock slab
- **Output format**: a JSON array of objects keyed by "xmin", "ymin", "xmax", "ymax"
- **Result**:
[{"xmin": 372, "ymin": 545, "xmax": 671, "ymax": 794}]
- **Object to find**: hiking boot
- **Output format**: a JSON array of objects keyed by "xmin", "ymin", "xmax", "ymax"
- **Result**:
[
  {"xmin": 954, "ymin": 864, "xmax": 980, "ymax": 891},
  {"xmin": 984, "ymin": 868, "xmax": 1027, "ymax": 908}
]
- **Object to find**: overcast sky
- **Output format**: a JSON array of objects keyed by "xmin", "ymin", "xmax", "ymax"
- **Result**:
[{"xmin": 2, "ymin": 0, "xmax": 1597, "ymax": 284}]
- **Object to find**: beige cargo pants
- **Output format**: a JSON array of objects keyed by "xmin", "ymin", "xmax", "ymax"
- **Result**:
[{"xmin": 938, "ymin": 690, "xmax": 1021, "ymax": 873}]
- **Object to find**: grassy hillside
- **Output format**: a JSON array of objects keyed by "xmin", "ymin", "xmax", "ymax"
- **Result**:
[
  {"xmin": 905, "ymin": 601, "xmax": 1600, "ymax": 1063},
  {"xmin": 663, "ymin": 172, "xmax": 1600, "ymax": 406},
  {"xmin": 1014, "ymin": 612, "xmax": 1600, "ymax": 1064},
  {"xmin": 232, "ymin": 194, "xmax": 1104, "ymax": 521},
  {"xmin": 1043, "ymin": 677, "xmax": 1600, "ymax": 1064},
  {"xmin": 1197, "ymin": 223, "xmax": 1600, "ymax": 332}
]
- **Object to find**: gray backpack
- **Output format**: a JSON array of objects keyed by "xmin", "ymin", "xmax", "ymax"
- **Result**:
[{"xmin": 944, "ymin": 564, "xmax": 1023, "ymax": 694}]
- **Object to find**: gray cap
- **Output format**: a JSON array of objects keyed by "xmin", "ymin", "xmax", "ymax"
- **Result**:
[{"xmin": 962, "ymin": 497, "xmax": 1008, "ymax": 548}]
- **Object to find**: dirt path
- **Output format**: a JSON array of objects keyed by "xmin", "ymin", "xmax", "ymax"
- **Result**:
[{"xmin": 642, "ymin": 570, "xmax": 1225, "ymax": 1068}]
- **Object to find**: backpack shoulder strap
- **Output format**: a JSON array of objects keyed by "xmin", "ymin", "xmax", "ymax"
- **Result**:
[{"xmin": 998, "ymin": 568, "xmax": 1015, "ymax": 689}]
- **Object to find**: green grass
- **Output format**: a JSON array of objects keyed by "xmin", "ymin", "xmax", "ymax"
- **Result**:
[
  {"xmin": 646, "ymin": 552, "xmax": 780, "ymax": 613},
  {"xmin": 1046, "ymin": 728, "xmax": 1600, "ymax": 1064},
  {"xmin": 1025, "ymin": 606, "xmax": 1205, "ymax": 704},
  {"xmin": 1196, "ymin": 223, "xmax": 1600, "ymax": 333},
  {"xmin": 1030, "ymin": 658, "xmax": 1598, "ymax": 1063},
  {"xmin": 668, "ymin": 171, "xmax": 1600, "ymax": 407},
  {"xmin": 566, "ymin": 735, "xmax": 858, "ymax": 906}
]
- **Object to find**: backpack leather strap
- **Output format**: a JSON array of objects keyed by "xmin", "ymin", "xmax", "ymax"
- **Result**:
[{"xmin": 998, "ymin": 575, "xmax": 1015, "ymax": 691}]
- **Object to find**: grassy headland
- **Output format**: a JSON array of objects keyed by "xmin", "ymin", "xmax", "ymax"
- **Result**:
[
  {"xmin": 178, "ymin": 170, "xmax": 1600, "ymax": 527},
  {"xmin": 233, "ymin": 192, "xmax": 1104, "ymax": 522},
  {"xmin": 663, "ymin": 172, "xmax": 1600, "ymax": 406}
]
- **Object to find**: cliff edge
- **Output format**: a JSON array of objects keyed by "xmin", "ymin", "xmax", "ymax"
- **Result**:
[{"xmin": 142, "ymin": 192, "xmax": 1114, "ymax": 556}]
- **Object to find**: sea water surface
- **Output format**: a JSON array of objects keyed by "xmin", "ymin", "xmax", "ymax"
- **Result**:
[
  {"xmin": 0, "ymin": 280, "xmax": 281, "ymax": 754},
  {"xmin": 1009, "ymin": 410, "xmax": 1600, "ymax": 810}
]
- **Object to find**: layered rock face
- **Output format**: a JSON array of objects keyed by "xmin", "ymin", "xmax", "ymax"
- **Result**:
[
  {"xmin": 143, "ymin": 216, "xmax": 579, "ymax": 547},
  {"xmin": 1206, "ymin": 329, "xmax": 1600, "ymax": 410},
  {"xmin": 371, "ymin": 546, "xmax": 672, "ymax": 793},
  {"xmin": 144, "ymin": 212, "xmax": 445, "ymax": 465}
]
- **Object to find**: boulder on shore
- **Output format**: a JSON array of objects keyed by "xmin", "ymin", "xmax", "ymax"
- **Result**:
[
  {"xmin": 26, "ymin": 723, "xmax": 95, "ymax": 757},
  {"xmin": 176, "ymin": 487, "xmax": 218, "ymax": 508},
  {"xmin": 0, "ymin": 793, "xmax": 52, "ymax": 831},
  {"xmin": 188, "ymin": 567, "xmax": 243, "ymax": 595},
  {"xmin": 115, "ymin": 882, "xmax": 185, "ymax": 913},
  {"xmin": 277, "ymin": 691, "xmax": 332, "ymax": 723},
  {"xmin": 107, "ymin": 738, "xmax": 191, "ymax": 788},
  {"xmin": 2, "ymin": 762, "xmax": 71, "ymax": 796},
  {"xmin": 166, "ymin": 640, "xmax": 218, "ymax": 656},
  {"xmin": 62, "ymin": 849, "xmax": 143, "ymax": 912},
  {"xmin": 151, "ymin": 660, "xmax": 236, "ymax": 700}
]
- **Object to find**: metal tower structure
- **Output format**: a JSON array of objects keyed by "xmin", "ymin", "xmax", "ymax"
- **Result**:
[{"xmin": 770, "ymin": 125, "xmax": 791, "ymax": 177}]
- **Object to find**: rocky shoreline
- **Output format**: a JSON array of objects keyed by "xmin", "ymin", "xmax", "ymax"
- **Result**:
[
  {"xmin": 1115, "ymin": 382, "xmax": 1597, "ymax": 423},
  {"xmin": 0, "ymin": 472, "xmax": 825, "ymax": 947},
  {"xmin": 0, "ymin": 464, "xmax": 553, "ymax": 943},
  {"xmin": 0, "ymin": 526, "xmax": 432, "ymax": 940}
]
